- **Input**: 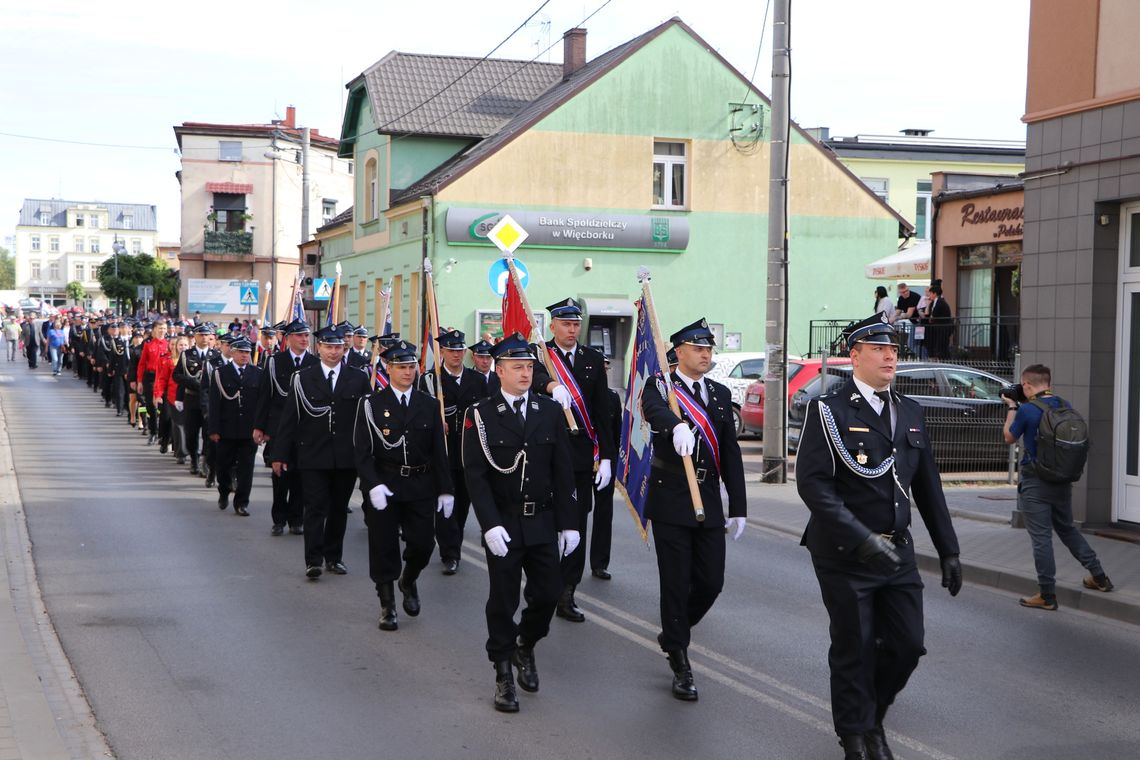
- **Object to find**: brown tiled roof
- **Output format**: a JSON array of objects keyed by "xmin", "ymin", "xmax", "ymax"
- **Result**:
[{"xmin": 206, "ymin": 182, "xmax": 254, "ymax": 194}]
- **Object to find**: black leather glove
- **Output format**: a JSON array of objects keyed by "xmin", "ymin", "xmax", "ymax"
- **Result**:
[
  {"xmin": 941, "ymin": 555, "xmax": 962, "ymax": 596},
  {"xmin": 854, "ymin": 534, "xmax": 902, "ymax": 576}
]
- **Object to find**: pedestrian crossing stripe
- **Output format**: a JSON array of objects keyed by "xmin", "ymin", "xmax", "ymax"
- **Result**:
[
  {"xmin": 314, "ymin": 279, "xmax": 334, "ymax": 299},
  {"xmin": 239, "ymin": 287, "xmax": 259, "ymax": 305}
]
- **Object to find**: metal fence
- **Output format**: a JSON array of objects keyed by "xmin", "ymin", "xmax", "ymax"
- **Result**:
[{"xmin": 807, "ymin": 315, "xmax": 1020, "ymax": 380}]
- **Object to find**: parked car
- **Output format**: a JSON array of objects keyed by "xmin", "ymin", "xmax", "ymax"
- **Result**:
[
  {"xmin": 704, "ymin": 352, "xmax": 766, "ymax": 436},
  {"xmin": 787, "ymin": 362, "xmax": 1011, "ymax": 472},
  {"xmin": 741, "ymin": 357, "xmax": 853, "ymax": 435}
]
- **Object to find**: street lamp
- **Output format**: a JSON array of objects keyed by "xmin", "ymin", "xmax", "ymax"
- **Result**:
[{"xmin": 112, "ymin": 236, "xmax": 127, "ymax": 316}]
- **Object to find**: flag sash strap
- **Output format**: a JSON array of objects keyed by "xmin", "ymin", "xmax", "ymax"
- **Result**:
[
  {"xmin": 374, "ymin": 367, "xmax": 389, "ymax": 389},
  {"xmin": 547, "ymin": 349, "xmax": 599, "ymax": 461},
  {"xmin": 671, "ymin": 381, "xmax": 721, "ymax": 476}
]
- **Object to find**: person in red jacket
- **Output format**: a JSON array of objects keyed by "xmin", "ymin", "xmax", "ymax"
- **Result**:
[
  {"xmin": 137, "ymin": 320, "xmax": 170, "ymax": 445},
  {"xmin": 154, "ymin": 335, "xmax": 189, "ymax": 461}
]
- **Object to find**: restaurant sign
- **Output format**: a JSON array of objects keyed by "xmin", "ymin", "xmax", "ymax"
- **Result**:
[
  {"xmin": 959, "ymin": 202, "xmax": 1024, "ymax": 239},
  {"xmin": 445, "ymin": 208, "xmax": 689, "ymax": 252}
]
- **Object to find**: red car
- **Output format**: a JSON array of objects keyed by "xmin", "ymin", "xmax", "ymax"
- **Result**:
[{"xmin": 741, "ymin": 357, "xmax": 852, "ymax": 435}]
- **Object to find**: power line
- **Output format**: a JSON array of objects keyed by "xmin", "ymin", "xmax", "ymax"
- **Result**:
[
  {"xmin": 376, "ymin": 0, "xmax": 553, "ymax": 133},
  {"xmin": 0, "ymin": 130, "xmax": 173, "ymax": 151}
]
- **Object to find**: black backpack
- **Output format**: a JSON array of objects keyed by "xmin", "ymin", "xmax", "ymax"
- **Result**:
[{"xmin": 1029, "ymin": 397, "xmax": 1089, "ymax": 483}]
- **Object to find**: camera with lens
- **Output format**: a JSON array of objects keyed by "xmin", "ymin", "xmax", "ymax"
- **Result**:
[{"xmin": 1000, "ymin": 383, "xmax": 1027, "ymax": 404}]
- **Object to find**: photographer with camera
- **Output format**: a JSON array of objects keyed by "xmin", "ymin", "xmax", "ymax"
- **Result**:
[{"xmin": 1002, "ymin": 364, "xmax": 1113, "ymax": 611}]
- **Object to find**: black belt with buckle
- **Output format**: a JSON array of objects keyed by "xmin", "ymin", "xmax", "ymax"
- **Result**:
[
  {"xmin": 651, "ymin": 457, "xmax": 715, "ymax": 484},
  {"xmin": 879, "ymin": 530, "xmax": 910, "ymax": 546},
  {"xmin": 381, "ymin": 462, "xmax": 430, "ymax": 477},
  {"xmin": 507, "ymin": 500, "xmax": 549, "ymax": 517}
]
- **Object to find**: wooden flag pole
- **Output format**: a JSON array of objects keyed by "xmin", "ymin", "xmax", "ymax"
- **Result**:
[
  {"xmin": 503, "ymin": 251, "xmax": 579, "ymax": 434},
  {"xmin": 370, "ymin": 285, "xmax": 391, "ymax": 391},
  {"xmin": 422, "ymin": 259, "xmax": 448, "ymax": 451},
  {"xmin": 637, "ymin": 267, "xmax": 705, "ymax": 522}
]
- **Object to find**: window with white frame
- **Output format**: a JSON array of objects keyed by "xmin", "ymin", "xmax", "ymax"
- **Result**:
[
  {"xmin": 861, "ymin": 177, "xmax": 890, "ymax": 204},
  {"xmin": 90, "ymin": 237, "xmax": 100, "ymax": 253},
  {"xmin": 121, "ymin": 215, "xmax": 133, "ymax": 229},
  {"xmin": 652, "ymin": 140, "xmax": 687, "ymax": 208},
  {"xmin": 75, "ymin": 213, "xmax": 84, "ymax": 227},
  {"xmin": 915, "ymin": 180, "xmax": 932, "ymax": 240},
  {"xmin": 131, "ymin": 239, "xmax": 142, "ymax": 254},
  {"xmin": 49, "ymin": 237, "xmax": 59, "ymax": 252},
  {"xmin": 30, "ymin": 260, "xmax": 40, "ymax": 278},
  {"xmin": 74, "ymin": 236, "xmax": 84, "ymax": 253},
  {"xmin": 219, "ymin": 141, "xmax": 243, "ymax": 161},
  {"xmin": 48, "ymin": 261, "xmax": 60, "ymax": 280},
  {"xmin": 365, "ymin": 158, "xmax": 378, "ymax": 221},
  {"xmin": 39, "ymin": 212, "xmax": 50, "ymax": 225},
  {"xmin": 30, "ymin": 235, "xmax": 40, "ymax": 252},
  {"xmin": 75, "ymin": 263, "xmax": 85, "ymax": 281},
  {"xmin": 89, "ymin": 215, "xmax": 99, "ymax": 229},
  {"xmin": 322, "ymin": 198, "xmax": 337, "ymax": 223}
]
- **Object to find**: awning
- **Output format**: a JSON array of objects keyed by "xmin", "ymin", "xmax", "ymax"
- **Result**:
[
  {"xmin": 865, "ymin": 241, "xmax": 932, "ymax": 280},
  {"xmin": 206, "ymin": 182, "xmax": 253, "ymax": 194},
  {"xmin": 582, "ymin": 297, "xmax": 635, "ymax": 318}
]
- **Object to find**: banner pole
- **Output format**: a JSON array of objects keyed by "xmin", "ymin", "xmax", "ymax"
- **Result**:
[
  {"xmin": 370, "ymin": 285, "xmax": 391, "ymax": 391},
  {"xmin": 422, "ymin": 259, "xmax": 448, "ymax": 452}
]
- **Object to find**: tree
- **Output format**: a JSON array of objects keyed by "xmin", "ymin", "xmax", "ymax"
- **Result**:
[
  {"xmin": 96, "ymin": 253, "xmax": 179, "ymax": 314},
  {"xmin": 0, "ymin": 247, "xmax": 14, "ymax": 290},
  {"xmin": 65, "ymin": 280, "xmax": 87, "ymax": 305}
]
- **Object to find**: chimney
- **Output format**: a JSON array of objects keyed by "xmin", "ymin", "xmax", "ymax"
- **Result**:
[
  {"xmin": 285, "ymin": 105, "xmax": 296, "ymax": 128},
  {"xmin": 563, "ymin": 28, "xmax": 587, "ymax": 80}
]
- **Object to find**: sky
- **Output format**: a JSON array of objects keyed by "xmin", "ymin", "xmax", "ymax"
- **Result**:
[{"xmin": 0, "ymin": 0, "xmax": 1030, "ymax": 245}]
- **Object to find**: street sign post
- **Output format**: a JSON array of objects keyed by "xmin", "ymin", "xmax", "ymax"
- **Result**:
[
  {"xmin": 137, "ymin": 285, "xmax": 153, "ymax": 317},
  {"xmin": 487, "ymin": 257, "xmax": 529, "ymax": 297},
  {"xmin": 313, "ymin": 277, "xmax": 334, "ymax": 301},
  {"xmin": 239, "ymin": 281, "xmax": 259, "ymax": 318}
]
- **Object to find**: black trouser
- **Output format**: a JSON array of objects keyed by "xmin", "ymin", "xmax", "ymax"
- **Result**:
[
  {"xmin": 559, "ymin": 469, "xmax": 595, "ymax": 587},
  {"xmin": 201, "ymin": 409, "xmax": 216, "ymax": 472},
  {"xmin": 181, "ymin": 399, "xmax": 202, "ymax": 457},
  {"xmin": 484, "ymin": 537, "xmax": 562, "ymax": 663},
  {"xmin": 364, "ymin": 496, "xmax": 435, "ymax": 588},
  {"xmin": 216, "ymin": 438, "xmax": 257, "ymax": 508},
  {"xmin": 142, "ymin": 372, "xmax": 157, "ymax": 434},
  {"xmin": 811, "ymin": 546, "xmax": 925, "ymax": 735},
  {"xmin": 434, "ymin": 468, "xmax": 470, "ymax": 563},
  {"xmin": 300, "ymin": 468, "xmax": 357, "ymax": 567},
  {"xmin": 270, "ymin": 467, "xmax": 304, "ymax": 529},
  {"xmin": 26, "ymin": 343, "xmax": 37, "ymax": 368},
  {"xmin": 157, "ymin": 400, "xmax": 173, "ymax": 447},
  {"xmin": 652, "ymin": 521, "xmax": 726, "ymax": 652},
  {"xmin": 101, "ymin": 369, "xmax": 113, "ymax": 403},
  {"xmin": 76, "ymin": 354, "xmax": 86, "ymax": 378},
  {"xmin": 590, "ymin": 481, "xmax": 615, "ymax": 571},
  {"xmin": 112, "ymin": 374, "xmax": 126, "ymax": 414}
]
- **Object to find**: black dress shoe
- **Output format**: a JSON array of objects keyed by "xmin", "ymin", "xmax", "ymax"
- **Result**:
[
  {"xmin": 863, "ymin": 726, "xmax": 894, "ymax": 760},
  {"xmin": 325, "ymin": 561, "xmax": 347, "ymax": 575},
  {"xmin": 555, "ymin": 585, "xmax": 585, "ymax": 622},
  {"xmin": 218, "ymin": 495, "xmax": 229, "ymax": 510},
  {"xmin": 147, "ymin": 433, "xmax": 156, "ymax": 446},
  {"xmin": 289, "ymin": 526, "xmax": 304, "ymax": 535},
  {"xmin": 234, "ymin": 505, "xmax": 250, "ymax": 516},
  {"xmin": 493, "ymin": 661, "xmax": 519, "ymax": 713},
  {"xmin": 839, "ymin": 735, "xmax": 869, "ymax": 760},
  {"xmin": 511, "ymin": 642, "xmax": 539, "ymax": 693},
  {"xmin": 159, "ymin": 442, "xmax": 168, "ymax": 454},
  {"xmin": 204, "ymin": 472, "xmax": 215, "ymax": 488},
  {"xmin": 591, "ymin": 568, "xmax": 612, "ymax": 580},
  {"xmin": 666, "ymin": 649, "xmax": 698, "ymax": 701},
  {"xmin": 176, "ymin": 456, "xmax": 186, "ymax": 465},
  {"xmin": 378, "ymin": 583, "xmax": 398, "ymax": 631},
  {"xmin": 270, "ymin": 524, "xmax": 284, "ymax": 536},
  {"xmin": 442, "ymin": 558, "xmax": 459, "ymax": 575},
  {"xmin": 398, "ymin": 575, "xmax": 421, "ymax": 616},
  {"xmin": 305, "ymin": 565, "xmax": 322, "ymax": 579}
]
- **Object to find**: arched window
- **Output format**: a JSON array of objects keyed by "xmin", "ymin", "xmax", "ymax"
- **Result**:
[{"xmin": 365, "ymin": 158, "xmax": 378, "ymax": 221}]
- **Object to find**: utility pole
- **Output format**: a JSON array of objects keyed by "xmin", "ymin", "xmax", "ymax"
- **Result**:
[
  {"xmin": 301, "ymin": 127, "xmax": 311, "ymax": 244},
  {"xmin": 762, "ymin": 0, "xmax": 791, "ymax": 484}
]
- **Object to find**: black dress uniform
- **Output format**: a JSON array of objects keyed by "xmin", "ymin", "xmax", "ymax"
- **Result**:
[
  {"xmin": 200, "ymin": 342, "xmax": 228, "ymax": 484},
  {"xmin": 207, "ymin": 340, "xmax": 264, "ymax": 516},
  {"xmin": 355, "ymin": 341, "xmax": 453, "ymax": 629},
  {"xmin": 106, "ymin": 329, "xmax": 131, "ymax": 416},
  {"xmin": 73, "ymin": 323, "xmax": 89, "ymax": 381},
  {"xmin": 642, "ymin": 319, "xmax": 747, "ymax": 701},
  {"xmin": 254, "ymin": 320, "xmax": 319, "ymax": 534},
  {"xmin": 419, "ymin": 329, "xmax": 488, "ymax": 572},
  {"xmin": 95, "ymin": 329, "xmax": 116, "ymax": 407},
  {"xmin": 590, "ymin": 379, "xmax": 623, "ymax": 577},
  {"xmin": 462, "ymin": 334, "xmax": 576, "ymax": 713},
  {"xmin": 173, "ymin": 331, "xmax": 218, "ymax": 475},
  {"xmin": 531, "ymin": 298, "xmax": 615, "ymax": 622},
  {"xmin": 796, "ymin": 313, "xmax": 961, "ymax": 760},
  {"xmin": 273, "ymin": 326, "xmax": 371, "ymax": 577}
]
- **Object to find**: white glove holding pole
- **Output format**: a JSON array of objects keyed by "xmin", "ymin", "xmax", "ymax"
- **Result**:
[
  {"xmin": 726, "ymin": 517, "xmax": 746, "ymax": 541},
  {"xmin": 174, "ymin": 400, "xmax": 184, "ymax": 412},
  {"xmin": 551, "ymin": 384, "xmax": 573, "ymax": 409},
  {"xmin": 594, "ymin": 459, "xmax": 612, "ymax": 489},
  {"xmin": 484, "ymin": 526, "xmax": 511, "ymax": 557},
  {"xmin": 672, "ymin": 423, "xmax": 696, "ymax": 456},
  {"xmin": 369, "ymin": 484, "xmax": 394, "ymax": 511},
  {"xmin": 437, "ymin": 494, "xmax": 455, "ymax": 518},
  {"xmin": 558, "ymin": 529, "xmax": 581, "ymax": 557}
]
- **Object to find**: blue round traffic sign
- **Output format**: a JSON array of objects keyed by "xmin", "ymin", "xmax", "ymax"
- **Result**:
[{"xmin": 488, "ymin": 258, "xmax": 528, "ymax": 297}]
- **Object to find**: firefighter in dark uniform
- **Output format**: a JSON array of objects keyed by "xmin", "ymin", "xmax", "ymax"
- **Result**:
[
  {"xmin": 588, "ymin": 349, "xmax": 623, "ymax": 580},
  {"xmin": 345, "ymin": 325, "xmax": 372, "ymax": 369},
  {"xmin": 796, "ymin": 313, "xmax": 962, "ymax": 760},
  {"xmin": 531, "ymin": 298, "xmax": 615, "ymax": 621},
  {"xmin": 254, "ymin": 320, "xmax": 318, "ymax": 536},
  {"xmin": 207, "ymin": 337, "xmax": 264, "ymax": 516},
  {"xmin": 419, "ymin": 329, "xmax": 488, "ymax": 575},
  {"xmin": 173, "ymin": 325, "xmax": 217, "ymax": 476},
  {"xmin": 641, "ymin": 318, "xmax": 747, "ymax": 702},
  {"xmin": 73, "ymin": 318, "xmax": 89, "ymax": 382},
  {"xmin": 355, "ymin": 340, "xmax": 453, "ymax": 630},
  {"xmin": 95, "ymin": 321, "xmax": 117, "ymax": 407},
  {"xmin": 201, "ymin": 332, "xmax": 229, "ymax": 485},
  {"xmin": 272, "ymin": 324, "xmax": 370, "ymax": 578},
  {"xmin": 85, "ymin": 317, "xmax": 102, "ymax": 390},
  {"xmin": 106, "ymin": 322, "xmax": 131, "ymax": 416},
  {"xmin": 255, "ymin": 323, "xmax": 280, "ymax": 369},
  {"xmin": 469, "ymin": 338, "xmax": 500, "ymax": 397},
  {"xmin": 462, "ymin": 333, "xmax": 576, "ymax": 713}
]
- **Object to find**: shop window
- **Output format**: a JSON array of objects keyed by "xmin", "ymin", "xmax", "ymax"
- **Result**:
[
  {"xmin": 219, "ymin": 141, "xmax": 243, "ymax": 162},
  {"xmin": 652, "ymin": 140, "xmax": 687, "ymax": 208},
  {"xmin": 861, "ymin": 177, "xmax": 890, "ymax": 204},
  {"xmin": 915, "ymin": 180, "xmax": 932, "ymax": 240},
  {"xmin": 365, "ymin": 158, "xmax": 378, "ymax": 221}
]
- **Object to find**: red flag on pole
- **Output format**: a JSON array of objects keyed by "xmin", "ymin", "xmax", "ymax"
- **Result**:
[{"xmin": 501, "ymin": 273, "xmax": 531, "ymax": 338}]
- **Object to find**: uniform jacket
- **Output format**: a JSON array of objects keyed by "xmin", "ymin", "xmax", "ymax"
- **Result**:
[
  {"xmin": 642, "ymin": 371, "xmax": 747, "ymax": 528},
  {"xmin": 172, "ymin": 347, "xmax": 218, "ymax": 398},
  {"xmin": 795, "ymin": 377, "xmax": 959, "ymax": 560},
  {"xmin": 207, "ymin": 362, "xmax": 265, "ymax": 440},
  {"xmin": 154, "ymin": 356, "xmax": 180, "ymax": 404},
  {"xmin": 532, "ymin": 342, "xmax": 615, "ymax": 471},
  {"xmin": 419, "ymin": 366, "xmax": 488, "ymax": 463},
  {"xmin": 479, "ymin": 370, "xmax": 501, "ymax": 398},
  {"xmin": 462, "ymin": 392, "xmax": 575, "ymax": 547},
  {"xmin": 94, "ymin": 334, "xmax": 115, "ymax": 370},
  {"xmin": 273, "ymin": 362, "xmax": 370, "ymax": 470},
  {"xmin": 345, "ymin": 348, "xmax": 372, "ymax": 369},
  {"xmin": 254, "ymin": 351, "xmax": 319, "ymax": 458},
  {"xmin": 354, "ymin": 386, "xmax": 453, "ymax": 501}
]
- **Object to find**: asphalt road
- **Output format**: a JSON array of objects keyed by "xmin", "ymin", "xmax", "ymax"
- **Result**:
[{"xmin": 3, "ymin": 364, "xmax": 1140, "ymax": 760}]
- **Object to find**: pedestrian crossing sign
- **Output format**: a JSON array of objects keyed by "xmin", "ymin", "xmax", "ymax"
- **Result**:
[
  {"xmin": 239, "ymin": 284, "xmax": 259, "ymax": 306},
  {"xmin": 487, "ymin": 214, "xmax": 528, "ymax": 254},
  {"xmin": 313, "ymin": 277, "xmax": 335, "ymax": 301}
]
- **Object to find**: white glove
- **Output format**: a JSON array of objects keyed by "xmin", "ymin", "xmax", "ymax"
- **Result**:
[
  {"xmin": 558, "ymin": 529, "xmax": 581, "ymax": 557},
  {"xmin": 484, "ymin": 526, "xmax": 511, "ymax": 557},
  {"xmin": 726, "ymin": 516, "xmax": 746, "ymax": 541},
  {"xmin": 437, "ymin": 494, "xmax": 455, "ymax": 518},
  {"xmin": 368, "ymin": 484, "xmax": 394, "ymax": 511},
  {"xmin": 594, "ymin": 459, "xmax": 612, "ymax": 490},
  {"xmin": 672, "ymin": 423, "xmax": 696, "ymax": 456},
  {"xmin": 551, "ymin": 384, "xmax": 573, "ymax": 409},
  {"xmin": 174, "ymin": 401, "xmax": 184, "ymax": 412}
]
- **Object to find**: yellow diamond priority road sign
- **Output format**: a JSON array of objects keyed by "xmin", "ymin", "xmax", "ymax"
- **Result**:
[{"xmin": 487, "ymin": 214, "xmax": 529, "ymax": 254}]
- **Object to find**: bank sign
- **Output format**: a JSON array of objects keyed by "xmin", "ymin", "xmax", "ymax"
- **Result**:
[{"xmin": 445, "ymin": 208, "xmax": 689, "ymax": 252}]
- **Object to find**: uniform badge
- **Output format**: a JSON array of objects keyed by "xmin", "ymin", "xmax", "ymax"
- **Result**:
[
  {"xmin": 383, "ymin": 410, "xmax": 390, "ymax": 418},
  {"xmin": 530, "ymin": 401, "xmax": 539, "ymax": 410},
  {"xmin": 849, "ymin": 392, "xmax": 861, "ymax": 402},
  {"xmin": 856, "ymin": 450, "xmax": 868, "ymax": 465},
  {"xmin": 382, "ymin": 428, "xmax": 390, "ymax": 436},
  {"xmin": 464, "ymin": 416, "xmax": 474, "ymax": 430}
]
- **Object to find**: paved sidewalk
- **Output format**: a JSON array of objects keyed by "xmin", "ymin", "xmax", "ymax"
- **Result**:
[
  {"xmin": 0, "ymin": 392, "xmax": 112, "ymax": 759},
  {"xmin": 746, "ymin": 481, "xmax": 1140, "ymax": 626}
]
